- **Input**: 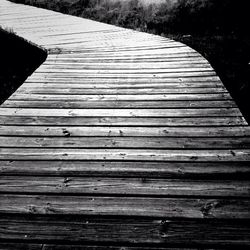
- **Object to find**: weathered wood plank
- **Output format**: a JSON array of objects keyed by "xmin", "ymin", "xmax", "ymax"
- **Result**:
[
  {"xmin": 18, "ymin": 87, "xmax": 227, "ymax": 95},
  {"xmin": 2, "ymin": 100, "xmax": 237, "ymax": 109},
  {"xmin": 46, "ymin": 47, "xmax": 194, "ymax": 55},
  {"xmin": 28, "ymin": 72, "xmax": 217, "ymax": 78},
  {"xmin": 19, "ymin": 82, "xmax": 224, "ymax": 89},
  {"xmin": 0, "ymin": 243, "xmax": 200, "ymax": 250},
  {"xmin": 1, "ymin": 195, "xmax": 250, "ymax": 218},
  {"xmin": 44, "ymin": 57, "xmax": 207, "ymax": 63},
  {"xmin": 1, "ymin": 161, "xmax": 250, "ymax": 179},
  {"xmin": 0, "ymin": 126, "xmax": 249, "ymax": 137},
  {"xmin": 0, "ymin": 243, "xmax": 43, "ymax": 250},
  {"xmin": 24, "ymin": 81, "xmax": 223, "ymax": 89},
  {"xmin": 8, "ymin": 93, "xmax": 233, "ymax": 101},
  {"xmin": 22, "ymin": 82, "xmax": 221, "ymax": 88},
  {"xmin": 0, "ymin": 108, "xmax": 242, "ymax": 117},
  {"xmin": 0, "ymin": 148, "xmax": 249, "ymax": 161},
  {"xmin": 40, "ymin": 62, "xmax": 211, "ymax": 69},
  {"xmin": 45, "ymin": 52, "xmax": 201, "ymax": 58},
  {"xmin": 1, "ymin": 136, "xmax": 250, "ymax": 149},
  {"xmin": 34, "ymin": 68, "xmax": 215, "ymax": 74},
  {"xmin": 1, "ymin": 215, "xmax": 250, "ymax": 246},
  {"xmin": 1, "ymin": 177, "xmax": 249, "ymax": 198},
  {"xmin": 0, "ymin": 116, "xmax": 246, "ymax": 126},
  {"xmin": 26, "ymin": 75, "xmax": 221, "ymax": 83}
]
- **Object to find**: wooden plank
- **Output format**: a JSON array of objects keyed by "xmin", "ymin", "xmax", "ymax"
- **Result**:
[
  {"xmin": 52, "ymin": 46, "xmax": 194, "ymax": 53},
  {"xmin": 23, "ymin": 82, "xmax": 220, "ymax": 88},
  {"xmin": 1, "ymin": 136, "xmax": 250, "ymax": 149},
  {"xmin": 1, "ymin": 161, "xmax": 250, "ymax": 179},
  {"xmin": 0, "ymin": 148, "xmax": 250, "ymax": 161},
  {"xmin": 0, "ymin": 116, "xmax": 246, "ymax": 126},
  {"xmin": 1, "ymin": 215, "xmax": 250, "ymax": 246},
  {"xmin": 44, "ymin": 57, "xmax": 206, "ymax": 63},
  {"xmin": 1, "ymin": 177, "xmax": 250, "ymax": 197},
  {"xmin": 27, "ymin": 76, "xmax": 220, "ymax": 83},
  {"xmin": 1, "ymin": 100, "xmax": 237, "ymax": 109},
  {"xmin": 9, "ymin": 91, "xmax": 232, "ymax": 100},
  {"xmin": 42, "ymin": 35, "xmax": 171, "ymax": 41},
  {"xmin": 1, "ymin": 195, "xmax": 250, "ymax": 218},
  {"xmin": 46, "ymin": 47, "xmax": 194, "ymax": 55},
  {"xmin": 42, "ymin": 57, "xmax": 206, "ymax": 64},
  {"xmin": 21, "ymin": 82, "xmax": 223, "ymax": 89},
  {"xmin": 39, "ymin": 43, "xmax": 186, "ymax": 50},
  {"xmin": 28, "ymin": 72, "xmax": 217, "ymax": 78},
  {"xmin": 0, "ymin": 108, "xmax": 241, "ymax": 117},
  {"xmin": 18, "ymin": 87, "xmax": 227, "ymax": 95},
  {"xmin": 7, "ymin": 21, "xmax": 113, "ymax": 31},
  {"xmin": 0, "ymin": 243, "xmax": 43, "ymax": 250},
  {"xmin": 45, "ymin": 52, "xmax": 200, "ymax": 58},
  {"xmin": 0, "ymin": 243, "xmax": 199, "ymax": 250},
  {"xmin": 26, "ymin": 75, "xmax": 221, "ymax": 83},
  {"xmin": 43, "ymin": 59, "xmax": 208, "ymax": 65},
  {"xmin": 40, "ymin": 245, "xmax": 205, "ymax": 250},
  {"xmin": 34, "ymin": 68, "xmax": 214, "ymax": 74},
  {"xmin": 0, "ymin": 126, "xmax": 249, "ymax": 137},
  {"xmin": 9, "ymin": 93, "xmax": 232, "ymax": 101}
]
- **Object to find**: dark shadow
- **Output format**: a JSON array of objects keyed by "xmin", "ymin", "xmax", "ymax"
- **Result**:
[{"xmin": 0, "ymin": 28, "xmax": 47, "ymax": 104}]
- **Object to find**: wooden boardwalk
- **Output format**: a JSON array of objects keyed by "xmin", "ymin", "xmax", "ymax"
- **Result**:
[{"xmin": 1, "ymin": 0, "xmax": 250, "ymax": 249}]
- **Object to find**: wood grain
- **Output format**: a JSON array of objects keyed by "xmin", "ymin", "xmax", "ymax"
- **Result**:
[
  {"xmin": 1, "ymin": 195, "xmax": 250, "ymax": 218},
  {"xmin": 0, "ymin": 243, "xmax": 201, "ymax": 250},
  {"xmin": 0, "ymin": 0, "xmax": 250, "ymax": 247},
  {"xmin": 1, "ymin": 161, "xmax": 250, "ymax": 179},
  {"xmin": 0, "ymin": 177, "xmax": 250, "ymax": 197},
  {"xmin": 1, "ymin": 215, "xmax": 250, "ymax": 247}
]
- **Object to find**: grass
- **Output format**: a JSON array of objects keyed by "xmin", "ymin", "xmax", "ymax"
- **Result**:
[{"xmin": 0, "ymin": 28, "xmax": 47, "ymax": 104}]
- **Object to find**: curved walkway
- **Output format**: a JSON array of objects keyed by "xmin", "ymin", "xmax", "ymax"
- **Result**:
[{"xmin": 0, "ymin": 0, "xmax": 250, "ymax": 248}]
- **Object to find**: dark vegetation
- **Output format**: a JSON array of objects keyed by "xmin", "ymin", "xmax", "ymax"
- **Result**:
[
  {"xmin": 8, "ymin": 0, "xmax": 250, "ymax": 123},
  {"xmin": 0, "ymin": 28, "xmax": 47, "ymax": 104}
]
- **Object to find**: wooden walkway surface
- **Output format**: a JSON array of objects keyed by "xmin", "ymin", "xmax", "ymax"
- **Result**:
[{"xmin": 1, "ymin": 0, "xmax": 250, "ymax": 249}]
